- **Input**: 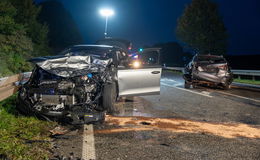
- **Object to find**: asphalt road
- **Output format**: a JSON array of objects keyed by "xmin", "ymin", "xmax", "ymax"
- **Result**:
[{"xmin": 51, "ymin": 70, "xmax": 260, "ymax": 160}]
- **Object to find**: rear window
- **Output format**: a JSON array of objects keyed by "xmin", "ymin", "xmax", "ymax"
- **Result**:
[{"xmin": 197, "ymin": 56, "xmax": 226, "ymax": 63}]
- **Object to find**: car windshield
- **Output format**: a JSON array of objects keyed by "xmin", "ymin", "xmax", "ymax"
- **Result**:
[
  {"xmin": 197, "ymin": 56, "xmax": 226, "ymax": 63},
  {"xmin": 60, "ymin": 46, "xmax": 113, "ymax": 58}
]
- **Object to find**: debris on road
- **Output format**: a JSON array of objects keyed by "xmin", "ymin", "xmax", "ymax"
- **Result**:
[
  {"xmin": 98, "ymin": 116, "xmax": 260, "ymax": 139},
  {"xmin": 50, "ymin": 126, "xmax": 68, "ymax": 136},
  {"xmin": 140, "ymin": 121, "xmax": 151, "ymax": 125}
]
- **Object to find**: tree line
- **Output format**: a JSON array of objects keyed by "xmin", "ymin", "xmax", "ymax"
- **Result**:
[
  {"xmin": 151, "ymin": 0, "xmax": 228, "ymax": 66},
  {"xmin": 176, "ymin": 0, "xmax": 228, "ymax": 55},
  {"xmin": 0, "ymin": 0, "xmax": 82, "ymax": 77},
  {"xmin": 0, "ymin": 0, "xmax": 228, "ymax": 76}
]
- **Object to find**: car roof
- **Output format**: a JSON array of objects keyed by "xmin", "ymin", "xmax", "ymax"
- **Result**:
[
  {"xmin": 142, "ymin": 48, "xmax": 161, "ymax": 52},
  {"xmin": 196, "ymin": 54, "xmax": 223, "ymax": 58},
  {"xmin": 96, "ymin": 38, "xmax": 132, "ymax": 51},
  {"xmin": 72, "ymin": 44, "xmax": 114, "ymax": 48}
]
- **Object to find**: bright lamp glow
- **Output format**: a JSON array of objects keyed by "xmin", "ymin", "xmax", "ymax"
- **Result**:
[
  {"xmin": 133, "ymin": 61, "xmax": 141, "ymax": 68},
  {"xmin": 100, "ymin": 9, "xmax": 114, "ymax": 17}
]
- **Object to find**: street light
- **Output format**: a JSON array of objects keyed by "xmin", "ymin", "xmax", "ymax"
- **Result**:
[{"xmin": 99, "ymin": 9, "xmax": 114, "ymax": 37}]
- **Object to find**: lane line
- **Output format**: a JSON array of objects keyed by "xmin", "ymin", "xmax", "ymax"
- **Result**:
[
  {"xmin": 161, "ymin": 82, "xmax": 213, "ymax": 98},
  {"xmin": 161, "ymin": 78, "xmax": 183, "ymax": 86},
  {"xmin": 216, "ymin": 91, "xmax": 260, "ymax": 103},
  {"xmin": 161, "ymin": 78, "xmax": 177, "ymax": 82},
  {"xmin": 82, "ymin": 124, "xmax": 96, "ymax": 160},
  {"xmin": 201, "ymin": 91, "xmax": 211, "ymax": 96},
  {"xmin": 161, "ymin": 77, "xmax": 260, "ymax": 103}
]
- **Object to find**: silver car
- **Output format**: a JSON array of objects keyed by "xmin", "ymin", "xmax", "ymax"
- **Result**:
[{"xmin": 17, "ymin": 45, "xmax": 161, "ymax": 124}]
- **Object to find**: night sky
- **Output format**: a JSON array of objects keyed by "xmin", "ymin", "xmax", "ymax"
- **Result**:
[{"xmin": 36, "ymin": 0, "xmax": 260, "ymax": 55}]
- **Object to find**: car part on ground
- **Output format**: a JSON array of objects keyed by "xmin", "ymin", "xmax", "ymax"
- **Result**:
[{"xmin": 183, "ymin": 54, "xmax": 233, "ymax": 89}]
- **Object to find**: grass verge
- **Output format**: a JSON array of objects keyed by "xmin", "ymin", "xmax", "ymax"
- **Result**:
[
  {"xmin": 164, "ymin": 69, "xmax": 183, "ymax": 75},
  {"xmin": 234, "ymin": 78, "xmax": 260, "ymax": 85},
  {"xmin": 0, "ymin": 95, "xmax": 56, "ymax": 160}
]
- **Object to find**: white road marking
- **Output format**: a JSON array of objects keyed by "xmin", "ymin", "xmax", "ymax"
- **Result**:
[
  {"xmin": 216, "ymin": 91, "xmax": 260, "ymax": 103},
  {"xmin": 161, "ymin": 78, "xmax": 177, "ymax": 82},
  {"xmin": 161, "ymin": 78, "xmax": 183, "ymax": 86},
  {"xmin": 201, "ymin": 91, "xmax": 211, "ymax": 96},
  {"xmin": 82, "ymin": 124, "xmax": 96, "ymax": 160},
  {"xmin": 161, "ymin": 78, "xmax": 259, "ymax": 102},
  {"xmin": 161, "ymin": 82, "xmax": 213, "ymax": 98}
]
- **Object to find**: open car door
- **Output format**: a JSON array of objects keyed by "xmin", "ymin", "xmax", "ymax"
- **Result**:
[{"xmin": 117, "ymin": 48, "xmax": 161, "ymax": 96}]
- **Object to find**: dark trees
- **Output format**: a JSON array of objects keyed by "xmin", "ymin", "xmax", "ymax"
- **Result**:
[
  {"xmin": 176, "ymin": 0, "xmax": 228, "ymax": 55},
  {"xmin": 39, "ymin": 0, "xmax": 83, "ymax": 52}
]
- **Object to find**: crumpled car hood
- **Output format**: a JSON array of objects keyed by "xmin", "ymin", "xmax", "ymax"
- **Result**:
[{"xmin": 29, "ymin": 55, "xmax": 112, "ymax": 77}]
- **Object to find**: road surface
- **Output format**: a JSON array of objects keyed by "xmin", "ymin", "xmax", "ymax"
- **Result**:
[{"xmin": 50, "ymin": 71, "xmax": 260, "ymax": 160}]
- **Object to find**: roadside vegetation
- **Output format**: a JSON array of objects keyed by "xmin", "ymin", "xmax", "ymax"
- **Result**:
[
  {"xmin": 0, "ymin": 95, "xmax": 56, "ymax": 160},
  {"xmin": 0, "ymin": 0, "xmax": 83, "ymax": 77},
  {"xmin": 0, "ymin": 0, "xmax": 50, "ymax": 77},
  {"xmin": 165, "ymin": 69, "xmax": 183, "ymax": 75},
  {"xmin": 0, "ymin": 0, "xmax": 82, "ymax": 159},
  {"xmin": 234, "ymin": 78, "xmax": 260, "ymax": 85}
]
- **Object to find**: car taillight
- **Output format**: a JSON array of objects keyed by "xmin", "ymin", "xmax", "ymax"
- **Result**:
[{"xmin": 218, "ymin": 65, "xmax": 227, "ymax": 70}]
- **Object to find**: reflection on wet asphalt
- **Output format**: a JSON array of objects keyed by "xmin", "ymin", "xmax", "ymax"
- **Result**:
[
  {"xmin": 52, "ymin": 71, "xmax": 260, "ymax": 160},
  {"xmin": 163, "ymin": 71, "xmax": 260, "ymax": 101},
  {"xmin": 93, "ymin": 71, "xmax": 260, "ymax": 160}
]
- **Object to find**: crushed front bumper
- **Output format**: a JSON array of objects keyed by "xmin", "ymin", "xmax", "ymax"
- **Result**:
[{"xmin": 17, "ymin": 94, "xmax": 105, "ymax": 124}]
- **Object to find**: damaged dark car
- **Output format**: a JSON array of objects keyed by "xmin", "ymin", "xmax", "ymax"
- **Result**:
[
  {"xmin": 17, "ymin": 45, "xmax": 162, "ymax": 124},
  {"xmin": 183, "ymin": 54, "xmax": 233, "ymax": 89}
]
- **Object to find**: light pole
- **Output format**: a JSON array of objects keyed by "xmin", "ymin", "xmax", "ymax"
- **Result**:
[{"xmin": 99, "ymin": 9, "xmax": 114, "ymax": 37}]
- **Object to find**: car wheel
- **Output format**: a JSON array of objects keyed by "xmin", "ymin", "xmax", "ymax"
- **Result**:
[
  {"xmin": 102, "ymin": 82, "xmax": 118, "ymax": 114},
  {"xmin": 184, "ymin": 81, "xmax": 191, "ymax": 89},
  {"xmin": 93, "ymin": 112, "xmax": 106, "ymax": 125}
]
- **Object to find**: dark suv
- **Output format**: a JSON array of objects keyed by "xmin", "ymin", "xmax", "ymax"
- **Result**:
[{"xmin": 183, "ymin": 54, "xmax": 233, "ymax": 89}]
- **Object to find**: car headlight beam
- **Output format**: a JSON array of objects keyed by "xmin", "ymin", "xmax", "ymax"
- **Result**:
[{"xmin": 133, "ymin": 61, "xmax": 141, "ymax": 68}]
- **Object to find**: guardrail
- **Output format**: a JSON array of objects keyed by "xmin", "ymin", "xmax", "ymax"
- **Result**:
[
  {"xmin": 164, "ymin": 67, "xmax": 184, "ymax": 72},
  {"xmin": 231, "ymin": 70, "xmax": 260, "ymax": 80},
  {"xmin": 0, "ymin": 72, "xmax": 31, "ymax": 101},
  {"xmin": 0, "ymin": 74, "xmax": 20, "ymax": 101},
  {"xmin": 164, "ymin": 67, "xmax": 260, "ymax": 80},
  {"xmin": 0, "ymin": 68, "xmax": 259, "ymax": 102}
]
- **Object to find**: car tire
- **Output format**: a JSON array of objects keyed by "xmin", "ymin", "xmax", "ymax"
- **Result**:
[
  {"xmin": 184, "ymin": 81, "xmax": 191, "ymax": 89},
  {"xmin": 92, "ymin": 112, "xmax": 106, "ymax": 125},
  {"xmin": 102, "ymin": 82, "xmax": 118, "ymax": 114}
]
